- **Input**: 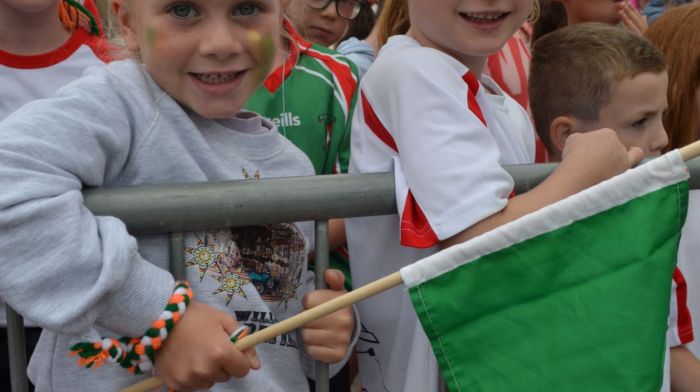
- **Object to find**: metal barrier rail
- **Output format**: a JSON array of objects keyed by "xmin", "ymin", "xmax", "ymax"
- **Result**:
[{"xmin": 7, "ymin": 157, "xmax": 700, "ymax": 391}]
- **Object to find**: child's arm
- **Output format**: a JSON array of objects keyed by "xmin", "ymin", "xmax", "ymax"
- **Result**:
[
  {"xmin": 154, "ymin": 302, "xmax": 260, "ymax": 391},
  {"xmin": 300, "ymin": 269, "xmax": 356, "ymax": 364},
  {"xmin": 359, "ymin": 48, "xmax": 643, "ymax": 252},
  {"xmin": 441, "ymin": 129, "xmax": 643, "ymax": 248},
  {"xmin": 0, "ymin": 68, "xmax": 176, "ymax": 337},
  {"xmin": 670, "ymin": 346, "xmax": 700, "ymax": 391}
]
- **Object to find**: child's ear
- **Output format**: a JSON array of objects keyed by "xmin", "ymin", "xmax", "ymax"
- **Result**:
[
  {"xmin": 111, "ymin": 0, "xmax": 140, "ymax": 53},
  {"xmin": 549, "ymin": 115, "xmax": 577, "ymax": 157}
]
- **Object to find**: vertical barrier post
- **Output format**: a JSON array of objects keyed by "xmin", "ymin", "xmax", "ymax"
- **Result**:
[
  {"xmin": 6, "ymin": 305, "xmax": 28, "ymax": 392},
  {"xmin": 169, "ymin": 232, "xmax": 186, "ymax": 281},
  {"xmin": 314, "ymin": 220, "xmax": 330, "ymax": 392}
]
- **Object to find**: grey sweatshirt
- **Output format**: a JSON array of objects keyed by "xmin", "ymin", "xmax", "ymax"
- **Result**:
[{"xmin": 0, "ymin": 60, "xmax": 346, "ymax": 391}]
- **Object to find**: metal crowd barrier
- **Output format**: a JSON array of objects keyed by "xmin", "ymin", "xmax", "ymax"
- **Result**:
[{"xmin": 7, "ymin": 158, "xmax": 700, "ymax": 392}]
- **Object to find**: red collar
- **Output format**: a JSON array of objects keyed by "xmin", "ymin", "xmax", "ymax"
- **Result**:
[{"xmin": 263, "ymin": 19, "xmax": 307, "ymax": 93}]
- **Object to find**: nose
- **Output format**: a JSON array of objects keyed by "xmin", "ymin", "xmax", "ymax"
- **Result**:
[
  {"xmin": 651, "ymin": 120, "xmax": 669, "ymax": 153},
  {"xmin": 320, "ymin": 0, "xmax": 338, "ymax": 19},
  {"xmin": 198, "ymin": 19, "xmax": 244, "ymax": 60}
]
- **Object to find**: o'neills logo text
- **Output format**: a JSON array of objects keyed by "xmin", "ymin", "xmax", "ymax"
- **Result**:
[{"xmin": 271, "ymin": 112, "xmax": 301, "ymax": 128}]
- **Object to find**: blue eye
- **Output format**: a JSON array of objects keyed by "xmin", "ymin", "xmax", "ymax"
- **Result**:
[
  {"xmin": 169, "ymin": 4, "xmax": 199, "ymax": 18},
  {"xmin": 235, "ymin": 2, "xmax": 261, "ymax": 16}
]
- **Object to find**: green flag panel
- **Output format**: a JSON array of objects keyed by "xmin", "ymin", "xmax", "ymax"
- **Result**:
[{"xmin": 410, "ymin": 181, "xmax": 688, "ymax": 392}]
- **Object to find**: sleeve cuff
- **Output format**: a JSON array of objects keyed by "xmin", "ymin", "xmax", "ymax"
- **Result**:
[{"xmin": 95, "ymin": 255, "xmax": 176, "ymax": 337}]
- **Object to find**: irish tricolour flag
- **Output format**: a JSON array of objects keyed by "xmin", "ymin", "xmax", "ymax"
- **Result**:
[
  {"xmin": 400, "ymin": 150, "xmax": 689, "ymax": 391},
  {"xmin": 124, "ymin": 150, "xmax": 695, "ymax": 392}
]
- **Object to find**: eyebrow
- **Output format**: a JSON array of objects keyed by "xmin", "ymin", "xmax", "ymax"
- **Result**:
[{"xmin": 633, "ymin": 107, "xmax": 668, "ymax": 118}]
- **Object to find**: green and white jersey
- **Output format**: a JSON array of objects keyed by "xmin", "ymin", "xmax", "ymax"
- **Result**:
[
  {"xmin": 245, "ymin": 19, "xmax": 359, "ymax": 175},
  {"xmin": 246, "ymin": 20, "xmax": 359, "ymax": 289}
]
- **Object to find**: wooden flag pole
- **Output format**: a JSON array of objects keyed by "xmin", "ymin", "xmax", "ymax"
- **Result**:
[
  {"xmin": 121, "ymin": 272, "xmax": 404, "ymax": 392},
  {"xmin": 680, "ymin": 140, "xmax": 700, "ymax": 162},
  {"xmin": 123, "ymin": 142, "xmax": 700, "ymax": 392}
]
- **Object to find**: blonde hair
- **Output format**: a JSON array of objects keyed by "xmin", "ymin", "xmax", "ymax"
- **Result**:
[
  {"xmin": 104, "ymin": 0, "xmax": 133, "ymax": 59},
  {"xmin": 377, "ymin": 0, "xmax": 409, "ymax": 46}
]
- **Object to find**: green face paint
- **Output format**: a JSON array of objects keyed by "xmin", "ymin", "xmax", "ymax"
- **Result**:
[
  {"xmin": 249, "ymin": 30, "xmax": 277, "ymax": 85},
  {"xmin": 146, "ymin": 27, "xmax": 157, "ymax": 48}
]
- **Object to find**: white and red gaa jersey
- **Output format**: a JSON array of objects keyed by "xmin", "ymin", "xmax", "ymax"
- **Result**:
[
  {"xmin": 675, "ymin": 190, "xmax": 700, "ymax": 354},
  {"xmin": 485, "ymin": 25, "xmax": 550, "ymax": 163},
  {"xmin": 346, "ymin": 35, "xmax": 535, "ymax": 392},
  {"xmin": 660, "ymin": 267, "xmax": 694, "ymax": 392},
  {"xmin": 0, "ymin": 0, "xmax": 110, "ymax": 120}
]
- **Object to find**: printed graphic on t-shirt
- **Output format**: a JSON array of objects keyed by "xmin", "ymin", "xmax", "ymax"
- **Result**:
[
  {"xmin": 356, "ymin": 323, "xmax": 392, "ymax": 392},
  {"xmin": 234, "ymin": 310, "xmax": 298, "ymax": 349},
  {"xmin": 185, "ymin": 224, "xmax": 306, "ymax": 306}
]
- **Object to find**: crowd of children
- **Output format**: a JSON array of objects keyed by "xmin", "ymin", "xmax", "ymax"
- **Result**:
[{"xmin": 0, "ymin": 0, "xmax": 699, "ymax": 391}]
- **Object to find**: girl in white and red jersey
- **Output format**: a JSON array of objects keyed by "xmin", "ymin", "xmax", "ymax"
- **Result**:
[
  {"xmin": 345, "ymin": 0, "xmax": 645, "ymax": 390},
  {"xmin": 0, "ymin": 0, "xmax": 112, "ymax": 119},
  {"xmin": 0, "ymin": 1, "xmax": 110, "ymax": 389}
]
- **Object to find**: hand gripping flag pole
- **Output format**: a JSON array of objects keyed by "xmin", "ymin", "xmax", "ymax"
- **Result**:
[{"xmin": 123, "ymin": 141, "xmax": 700, "ymax": 392}]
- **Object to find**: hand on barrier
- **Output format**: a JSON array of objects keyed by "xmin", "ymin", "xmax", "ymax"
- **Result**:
[
  {"xmin": 561, "ymin": 128, "xmax": 644, "ymax": 190},
  {"xmin": 300, "ymin": 269, "xmax": 354, "ymax": 363}
]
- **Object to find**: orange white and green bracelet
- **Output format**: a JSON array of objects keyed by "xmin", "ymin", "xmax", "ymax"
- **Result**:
[{"xmin": 69, "ymin": 282, "xmax": 193, "ymax": 374}]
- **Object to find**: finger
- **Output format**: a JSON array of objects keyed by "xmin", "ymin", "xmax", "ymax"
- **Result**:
[
  {"xmin": 220, "ymin": 347, "xmax": 254, "ymax": 378},
  {"xmin": 220, "ymin": 314, "xmax": 239, "ymax": 337},
  {"xmin": 241, "ymin": 346, "xmax": 260, "ymax": 370},
  {"xmin": 304, "ymin": 344, "xmax": 348, "ymax": 364},
  {"xmin": 625, "ymin": 5, "xmax": 648, "ymax": 32},
  {"xmin": 167, "ymin": 370, "xmax": 215, "ymax": 392},
  {"xmin": 186, "ymin": 378, "xmax": 215, "ymax": 391},
  {"xmin": 302, "ymin": 307, "xmax": 354, "ymax": 331},
  {"xmin": 627, "ymin": 10, "xmax": 644, "ymax": 30},
  {"xmin": 628, "ymin": 146, "xmax": 644, "ymax": 166},
  {"xmin": 210, "ymin": 368, "xmax": 232, "ymax": 384},
  {"xmin": 619, "ymin": 12, "xmax": 639, "ymax": 34},
  {"xmin": 324, "ymin": 269, "xmax": 346, "ymax": 291},
  {"xmin": 302, "ymin": 288, "xmax": 344, "ymax": 309},
  {"xmin": 301, "ymin": 327, "xmax": 351, "ymax": 349},
  {"xmin": 244, "ymin": 347, "xmax": 261, "ymax": 370}
]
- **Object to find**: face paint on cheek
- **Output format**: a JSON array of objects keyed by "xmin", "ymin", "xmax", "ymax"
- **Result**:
[
  {"xmin": 146, "ymin": 27, "xmax": 157, "ymax": 48},
  {"xmin": 248, "ymin": 30, "xmax": 277, "ymax": 85}
]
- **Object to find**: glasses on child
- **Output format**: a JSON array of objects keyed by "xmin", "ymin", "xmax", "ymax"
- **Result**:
[{"xmin": 304, "ymin": 0, "xmax": 362, "ymax": 20}]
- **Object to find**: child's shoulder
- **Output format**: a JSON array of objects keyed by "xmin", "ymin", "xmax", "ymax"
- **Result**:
[
  {"xmin": 363, "ymin": 36, "xmax": 472, "ymax": 95},
  {"xmin": 297, "ymin": 41, "xmax": 359, "ymax": 85},
  {"xmin": 75, "ymin": 60, "xmax": 157, "ymax": 98},
  {"xmin": 304, "ymin": 42, "xmax": 354, "ymax": 66},
  {"xmin": 45, "ymin": 60, "xmax": 169, "ymax": 128}
]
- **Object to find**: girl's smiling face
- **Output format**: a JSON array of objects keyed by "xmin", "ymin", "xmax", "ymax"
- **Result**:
[
  {"xmin": 406, "ymin": 0, "xmax": 534, "ymax": 74},
  {"xmin": 113, "ymin": 0, "xmax": 280, "ymax": 119}
]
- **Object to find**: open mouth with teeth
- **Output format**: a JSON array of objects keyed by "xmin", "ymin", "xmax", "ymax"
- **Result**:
[
  {"xmin": 460, "ymin": 12, "xmax": 510, "ymax": 23},
  {"xmin": 190, "ymin": 71, "xmax": 243, "ymax": 84}
]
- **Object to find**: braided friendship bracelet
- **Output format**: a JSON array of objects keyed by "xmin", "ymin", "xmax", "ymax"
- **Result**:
[{"xmin": 70, "ymin": 282, "xmax": 193, "ymax": 374}]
